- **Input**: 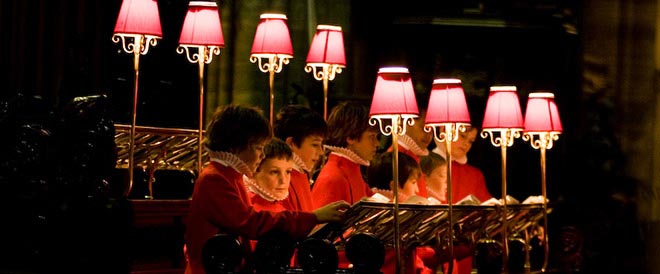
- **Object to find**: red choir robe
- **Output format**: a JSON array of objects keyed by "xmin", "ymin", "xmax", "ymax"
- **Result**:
[
  {"xmin": 250, "ymin": 192, "xmax": 288, "ymax": 212},
  {"xmin": 283, "ymin": 169, "xmax": 314, "ymax": 212},
  {"xmin": 311, "ymin": 153, "xmax": 373, "ymax": 207},
  {"xmin": 369, "ymin": 189, "xmax": 436, "ymax": 274},
  {"xmin": 387, "ymin": 144, "xmax": 437, "ymax": 272},
  {"xmin": 450, "ymin": 161, "xmax": 492, "ymax": 274},
  {"xmin": 450, "ymin": 161, "xmax": 492, "ymax": 203},
  {"xmin": 248, "ymin": 192, "xmax": 295, "ymax": 265},
  {"xmin": 311, "ymin": 153, "xmax": 373, "ymax": 270},
  {"xmin": 185, "ymin": 161, "xmax": 318, "ymax": 274}
]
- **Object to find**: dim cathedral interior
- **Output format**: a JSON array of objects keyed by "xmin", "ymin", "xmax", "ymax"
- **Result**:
[{"xmin": 2, "ymin": 0, "xmax": 660, "ymax": 274}]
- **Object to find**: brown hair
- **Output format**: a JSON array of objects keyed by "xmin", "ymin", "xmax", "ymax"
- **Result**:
[
  {"xmin": 206, "ymin": 104, "xmax": 272, "ymax": 153},
  {"xmin": 367, "ymin": 151, "xmax": 420, "ymax": 190},
  {"xmin": 420, "ymin": 152, "xmax": 447, "ymax": 176},
  {"xmin": 256, "ymin": 138, "xmax": 293, "ymax": 172},
  {"xmin": 273, "ymin": 105, "xmax": 327, "ymax": 147},
  {"xmin": 325, "ymin": 101, "xmax": 375, "ymax": 147}
]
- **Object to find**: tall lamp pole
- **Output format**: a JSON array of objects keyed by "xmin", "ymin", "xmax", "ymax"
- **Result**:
[
  {"xmin": 369, "ymin": 67, "xmax": 419, "ymax": 274},
  {"xmin": 177, "ymin": 1, "xmax": 225, "ymax": 175},
  {"xmin": 112, "ymin": 0, "xmax": 162, "ymax": 197},
  {"xmin": 250, "ymin": 13, "xmax": 293, "ymax": 125},
  {"xmin": 424, "ymin": 78, "xmax": 472, "ymax": 274},
  {"xmin": 522, "ymin": 92, "xmax": 562, "ymax": 272},
  {"xmin": 305, "ymin": 25, "xmax": 346, "ymax": 120},
  {"xmin": 481, "ymin": 86, "xmax": 524, "ymax": 272}
]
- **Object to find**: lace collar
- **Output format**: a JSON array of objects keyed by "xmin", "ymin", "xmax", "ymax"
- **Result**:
[
  {"xmin": 243, "ymin": 175, "xmax": 289, "ymax": 202},
  {"xmin": 208, "ymin": 150, "xmax": 254, "ymax": 178},
  {"xmin": 426, "ymin": 187, "xmax": 447, "ymax": 204},
  {"xmin": 324, "ymin": 145, "xmax": 370, "ymax": 166},
  {"xmin": 292, "ymin": 152, "xmax": 310, "ymax": 173},
  {"xmin": 370, "ymin": 188, "xmax": 411, "ymax": 203},
  {"xmin": 398, "ymin": 134, "xmax": 429, "ymax": 156},
  {"xmin": 431, "ymin": 145, "xmax": 467, "ymax": 164}
]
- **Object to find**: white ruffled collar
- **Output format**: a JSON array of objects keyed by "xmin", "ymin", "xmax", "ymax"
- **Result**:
[
  {"xmin": 292, "ymin": 152, "xmax": 310, "ymax": 173},
  {"xmin": 243, "ymin": 175, "xmax": 289, "ymax": 202},
  {"xmin": 370, "ymin": 188, "xmax": 411, "ymax": 202},
  {"xmin": 426, "ymin": 186, "xmax": 447, "ymax": 204},
  {"xmin": 324, "ymin": 145, "xmax": 370, "ymax": 166},
  {"xmin": 398, "ymin": 134, "xmax": 429, "ymax": 156},
  {"xmin": 208, "ymin": 150, "xmax": 254, "ymax": 178},
  {"xmin": 432, "ymin": 145, "xmax": 467, "ymax": 164}
]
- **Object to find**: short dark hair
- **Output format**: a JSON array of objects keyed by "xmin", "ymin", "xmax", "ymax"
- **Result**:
[
  {"xmin": 420, "ymin": 153, "xmax": 447, "ymax": 176},
  {"xmin": 367, "ymin": 151, "xmax": 420, "ymax": 190},
  {"xmin": 325, "ymin": 101, "xmax": 375, "ymax": 147},
  {"xmin": 273, "ymin": 105, "xmax": 327, "ymax": 147},
  {"xmin": 206, "ymin": 104, "xmax": 272, "ymax": 153},
  {"xmin": 256, "ymin": 138, "xmax": 293, "ymax": 172}
]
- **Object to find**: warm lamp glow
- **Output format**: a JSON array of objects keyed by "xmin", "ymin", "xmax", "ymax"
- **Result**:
[
  {"xmin": 524, "ymin": 92, "xmax": 562, "ymax": 133},
  {"xmin": 250, "ymin": 13, "xmax": 293, "ymax": 58},
  {"xmin": 306, "ymin": 25, "xmax": 346, "ymax": 66},
  {"xmin": 113, "ymin": 0, "xmax": 162, "ymax": 37},
  {"xmin": 482, "ymin": 86, "xmax": 524, "ymax": 130},
  {"xmin": 369, "ymin": 67, "xmax": 419, "ymax": 122},
  {"xmin": 425, "ymin": 78, "xmax": 471, "ymax": 126},
  {"xmin": 178, "ymin": 1, "xmax": 224, "ymax": 47}
]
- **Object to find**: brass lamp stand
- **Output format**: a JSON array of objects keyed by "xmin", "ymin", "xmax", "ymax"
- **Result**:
[{"xmin": 112, "ymin": 34, "xmax": 160, "ymax": 197}]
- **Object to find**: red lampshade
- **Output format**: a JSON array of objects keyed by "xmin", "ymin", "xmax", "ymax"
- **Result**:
[
  {"xmin": 482, "ymin": 86, "xmax": 524, "ymax": 129},
  {"xmin": 524, "ymin": 92, "xmax": 563, "ymax": 133},
  {"xmin": 369, "ymin": 67, "xmax": 419, "ymax": 116},
  {"xmin": 250, "ymin": 13, "xmax": 293, "ymax": 57},
  {"xmin": 425, "ymin": 78, "xmax": 471, "ymax": 125},
  {"xmin": 306, "ymin": 25, "xmax": 346, "ymax": 66},
  {"xmin": 113, "ymin": 0, "xmax": 162, "ymax": 37},
  {"xmin": 178, "ymin": 1, "xmax": 224, "ymax": 47}
]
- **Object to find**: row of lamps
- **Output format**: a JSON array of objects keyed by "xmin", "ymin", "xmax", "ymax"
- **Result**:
[
  {"xmin": 369, "ymin": 68, "xmax": 562, "ymax": 273},
  {"xmin": 112, "ymin": 1, "xmax": 562, "ymax": 273},
  {"xmin": 112, "ymin": 0, "xmax": 345, "ymax": 196}
]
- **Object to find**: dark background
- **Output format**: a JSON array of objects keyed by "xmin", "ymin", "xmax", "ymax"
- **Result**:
[{"xmin": 1, "ymin": 0, "xmax": 657, "ymax": 273}]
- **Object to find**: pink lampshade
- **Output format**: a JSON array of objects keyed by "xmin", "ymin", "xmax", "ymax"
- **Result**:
[
  {"xmin": 250, "ymin": 13, "xmax": 293, "ymax": 57},
  {"xmin": 524, "ymin": 92, "xmax": 563, "ymax": 133},
  {"xmin": 178, "ymin": 1, "xmax": 224, "ymax": 47},
  {"xmin": 425, "ymin": 78, "xmax": 471, "ymax": 125},
  {"xmin": 369, "ymin": 67, "xmax": 419, "ymax": 116},
  {"xmin": 306, "ymin": 25, "xmax": 346, "ymax": 66},
  {"xmin": 113, "ymin": 0, "xmax": 162, "ymax": 37},
  {"xmin": 482, "ymin": 86, "xmax": 524, "ymax": 129}
]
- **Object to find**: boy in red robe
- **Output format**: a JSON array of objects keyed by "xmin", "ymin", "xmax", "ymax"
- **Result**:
[
  {"xmin": 367, "ymin": 151, "xmax": 435, "ymax": 274},
  {"xmin": 273, "ymin": 105, "xmax": 326, "ymax": 212},
  {"xmin": 312, "ymin": 101, "xmax": 378, "ymax": 207},
  {"xmin": 311, "ymin": 101, "xmax": 378, "ymax": 270},
  {"xmin": 184, "ymin": 104, "xmax": 350, "ymax": 274},
  {"xmin": 246, "ymin": 138, "xmax": 295, "ymax": 213}
]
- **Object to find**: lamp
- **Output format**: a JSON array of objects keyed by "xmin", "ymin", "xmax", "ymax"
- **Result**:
[
  {"xmin": 369, "ymin": 67, "xmax": 419, "ymax": 274},
  {"xmin": 424, "ymin": 78, "xmax": 471, "ymax": 273},
  {"xmin": 250, "ymin": 13, "xmax": 293, "ymax": 124},
  {"xmin": 522, "ymin": 92, "xmax": 562, "ymax": 272},
  {"xmin": 481, "ymin": 85, "xmax": 524, "ymax": 271},
  {"xmin": 177, "ymin": 1, "xmax": 225, "ymax": 178},
  {"xmin": 305, "ymin": 25, "xmax": 346, "ymax": 120},
  {"xmin": 112, "ymin": 0, "xmax": 162, "ymax": 197}
]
